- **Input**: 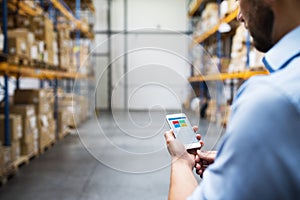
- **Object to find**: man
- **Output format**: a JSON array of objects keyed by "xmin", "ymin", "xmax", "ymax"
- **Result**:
[{"xmin": 164, "ymin": 0, "xmax": 300, "ymax": 199}]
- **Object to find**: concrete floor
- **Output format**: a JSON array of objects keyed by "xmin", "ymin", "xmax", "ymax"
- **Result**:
[{"xmin": 0, "ymin": 110, "xmax": 224, "ymax": 200}]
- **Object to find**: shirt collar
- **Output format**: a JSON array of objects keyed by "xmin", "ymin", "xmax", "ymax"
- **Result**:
[{"xmin": 262, "ymin": 26, "xmax": 300, "ymax": 73}]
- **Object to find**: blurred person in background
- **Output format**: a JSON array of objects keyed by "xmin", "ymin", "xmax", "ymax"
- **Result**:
[{"xmin": 164, "ymin": 0, "xmax": 300, "ymax": 199}]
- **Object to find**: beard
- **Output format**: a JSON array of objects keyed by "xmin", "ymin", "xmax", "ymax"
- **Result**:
[{"xmin": 249, "ymin": 3, "xmax": 275, "ymax": 53}]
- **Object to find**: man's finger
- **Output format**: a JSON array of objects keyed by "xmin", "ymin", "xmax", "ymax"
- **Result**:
[
  {"xmin": 164, "ymin": 129, "xmax": 175, "ymax": 143},
  {"xmin": 195, "ymin": 154, "xmax": 200, "ymax": 163},
  {"xmin": 192, "ymin": 126, "xmax": 198, "ymax": 133},
  {"xmin": 195, "ymin": 163, "xmax": 201, "ymax": 170},
  {"xmin": 196, "ymin": 134, "xmax": 201, "ymax": 140},
  {"xmin": 198, "ymin": 151, "xmax": 215, "ymax": 162}
]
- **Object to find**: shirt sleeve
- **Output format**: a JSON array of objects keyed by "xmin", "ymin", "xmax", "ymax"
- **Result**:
[{"xmin": 188, "ymin": 77, "xmax": 300, "ymax": 200}]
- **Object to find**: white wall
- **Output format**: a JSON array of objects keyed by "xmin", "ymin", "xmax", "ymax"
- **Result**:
[{"xmin": 94, "ymin": 0, "xmax": 191, "ymax": 110}]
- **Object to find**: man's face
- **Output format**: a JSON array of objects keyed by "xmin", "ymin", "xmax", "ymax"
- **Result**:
[{"xmin": 237, "ymin": 0, "xmax": 275, "ymax": 52}]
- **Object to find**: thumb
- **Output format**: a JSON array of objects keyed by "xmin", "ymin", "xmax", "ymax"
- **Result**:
[{"xmin": 164, "ymin": 129, "xmax": 175, "ymax": 143}]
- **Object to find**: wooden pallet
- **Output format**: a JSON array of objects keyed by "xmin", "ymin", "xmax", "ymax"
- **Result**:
[
  {"xmin": 26, "ymin": 151, "xmax": 39, "ymax": 161},
  {"xmin": 39, "ymin": 140, "xmax": 55, "ymax": 154},
  {"xmin": 0, "ymin": 156, "xmax": 27, "ymax": 186},
  {"xmin": 29, "ymin": 59, "xmax": 46, "ymax": 69},
  {"xmin": 12, "ymin": 156, "xmax": 30, "ymax": 169},
  {"xmin": 0, "ymin": 164, "xmax": 16, "ymax": 186},
  {"xmin": 58, "ymin": 129, "xmax": 71, "ymax": 140},
  {"xmin": 7, "ymin": 55, "xmax": 30, "ymax": 66},
  {"xmin": 0, "ymin": 152, "xmax": 39, "ymax": 186}
]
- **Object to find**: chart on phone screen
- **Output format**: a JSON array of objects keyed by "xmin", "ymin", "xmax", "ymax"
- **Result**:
[{"xmin": 169, "ymin": 117, "xmax": 195, "ymax": 144}]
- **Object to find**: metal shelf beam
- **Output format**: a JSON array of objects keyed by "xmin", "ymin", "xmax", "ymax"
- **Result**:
[
  {"xmin": 9, "ymin": 0, "xmax": 43, "ymax": 16},
  {"xmin": 51, "ymin": 0, "xmax": 94, "ymax": 39},
  {"xmin": 0, "ymin": 63, "xmax": 90, "ymax": 80},
  {"xmin": 188, "ymin": 70, "xmax": 269, "ymax": 82},
  {"xmin": 188, "ymin": 0, "xmax": 203, "ymax": 17},
  {"xmin": 190, "ymin": 7, "xmax": 239, "ymax": 47}
]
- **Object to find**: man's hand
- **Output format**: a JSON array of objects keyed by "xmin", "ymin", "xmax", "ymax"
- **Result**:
[
  {"xmin": 164, "ymin": 126, "xmax": 203, "ymax": 200},
  {"xmin": 164, "ymin": 129, "xmax": 195, "ymax": 169},
  {"xmin": 164, "ymin": 126, "xmax": 203, "ymax": 169},
  {"xmin": 195, "ymin": 150, "xmax": 217, "ymax": 178}
]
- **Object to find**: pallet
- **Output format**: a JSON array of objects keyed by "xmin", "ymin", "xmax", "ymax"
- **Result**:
[
  {"xmin": 29, "ymin": 59, "xmax": 46, "ymax": 69},
  {"xmin": 39, "ymin": 140, "xmax": 55, "ymax": 154},
  {"xmin": 45, "ymin": 63, "xmax": 58, "ymax": 70},
  {"xmin": 12, "ymin": 156, "xmax": 30, "ymax": 169},
  {"xmin": 7, "ymin": 55, "xmax": 30, "ymax": 66},
  {"xmin": 0, "ymin": 164, "xmax": 16, "ymax": 186},
  {"xmin": 58, "ymin": 130, "xmax": 70, "ymax": 140},
  {"xmin": 26, "ymin": 151, "xmax": 39, "ymax": 161},
  {"xmin": 0, "ymin": 152, "xmax": 39, "ymax": 186}
]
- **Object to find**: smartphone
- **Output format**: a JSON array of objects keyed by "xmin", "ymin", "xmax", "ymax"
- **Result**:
[{"xmin": 166, "ymin": 113, "xmax": 201, "ymax": 150}]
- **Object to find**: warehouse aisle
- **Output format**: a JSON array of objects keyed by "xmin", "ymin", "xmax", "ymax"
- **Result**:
[{"xmin": 0, "ymin": 111, "xmax": 223, "ymax": 200}]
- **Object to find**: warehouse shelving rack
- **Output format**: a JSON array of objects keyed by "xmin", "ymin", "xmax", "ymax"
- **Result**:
[
  {"xmin": 187, "ymin": 0, "xmax": 268, "ymax": 124},
  {"xmin": 0, "ymin": 0, "xmax": 94, "ymax": 148},
  {"xmin": 188, "ymin": 0, "xmax": 267, "ymax": 82}
]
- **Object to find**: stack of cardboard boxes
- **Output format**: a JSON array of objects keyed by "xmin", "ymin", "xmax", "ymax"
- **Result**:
[
  {"xmin": 58, "ymin": 110, "xmax": 70, "ymax": 140},
  {"xmin": 58, "ymin": 93, "xmax": 90, "ymax": 129},
  {"xmin": 0, "ymin": 105, "xmax": 39, "ymax": 157},
  {"xmin": 0, "ymin": 114, "xmax": 22, "ymax": 162},
  {"xmin": 0, "ymin": 114, "xmax": 22, "ymax": 174},
  {"xmin": 14, "ymin": 89, "xmax": 55, "ymax": 153},
  {"xmin": 57, "ymin": 16, "xmax": 77, "ymax": 72},
  {"xmin": 206, "ymin": 100, "xmax": 217, "ymax": 122},
  {"xmin": 7, "ymin": 29, "xmax": 34, "ymax": 65},
  {"xmin": 0, "ymin": 144, "xmax": 11, "ymax": 177},
  {"xmin": 30, "ymin": 15, "xmax": 59, "ymax": 67},
  {"xmin": 58, "ymin": 94, "xmax": 76, "ymax": 128},
  {"xmin": 1, "ymin": 11, "xmax": 59, "ymax": 67}
]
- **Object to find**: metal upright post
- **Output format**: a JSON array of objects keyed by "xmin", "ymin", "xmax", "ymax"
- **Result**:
[
  {"xmin": 75, "ymin": 0, "xmax": 81, "ymax": 95},
  {"xmin": 76, "ymin": 0, "xmax": 81, "ymax": 71},
  {"xmin": 2, "ymin": 0, "xmax": 8, "ymax": 54},
  {"xmin": 39, "ymin": 0, "xmax": 44, "ymax": 9},
  {"xmin": 40, "ymin": 79, "xmax": 44, "ymax": 88},
  {"xmin": 16, "ymin": 75, "xmax": 20, "ymax": 90},
  {"xmin": 3, "ymin": 0, "xmax": 10, "ymax": 146},
  {"xmin": 54, "ymin": 78, "xmax": 59, "ymax": 139},
  {"xmin": 4, "ymin": 75, "xmax": 10, "ymax": 146},
  {"xmin": 217, "ymin": 0, "xmax": 222, "ymax": 71},
  {"xmin": 216, "ymin": 0, "xmax": 222, "ymax": 121},
  {"xmin": 124, "ymin": 0, "xmax": 128, "ymax": 110},
  {"xmin": 246, "ymin": 31, "xmax": 251, "ymax": 68},
  {"xmin": 107, "ymin": 0, "xmax": 112, "ymax": 111}
]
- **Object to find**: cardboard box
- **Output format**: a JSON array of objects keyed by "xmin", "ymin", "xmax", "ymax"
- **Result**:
[
  {"xmin": 7, "ymin": 29, "xmax": 35, "ymax": 58},
  {"xmin": 0, "ymin": 114, "xmax": 22, "ymax": 141},
  {"xmin": 21, "ymin": 132, "xmax": 36, "ymax": 156},
  {"xmin": 30, "ymin": 16, "xmax": 54, "ymax": 41},
  {"xmin": 11, "ymin": 140, "xmax": 21, "ymax": 161},
  {"xmin": 2, "ymin": 147, "xmax": 11, "ymax": 165},
  {"xmin": 8, "ymin": 37, "xmax": 28, "ymax": 56},
  {"xmin": 58, "ymin": 111, "xmax": 69, "ymax": 139},
  {"xmin": 6, "ymin": 105, "xmax": 36, "ymax": 117},
  {"xmin": 38, "ymin": 114, "xmax": 55, "ymax": 150},
  {"xmin": 14, "ymin": 89, "xmax": 53, "ymax": 114},
  {"xmin": 0, "ymin": 105, "xmax": 37, "ymax": 145},
  {"xmin": 14, "ymin": 89, "xmax": 46, "ymax": 104}
]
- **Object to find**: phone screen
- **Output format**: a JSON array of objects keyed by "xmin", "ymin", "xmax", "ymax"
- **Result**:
[{"xmin": 166, "ymin": 114, "xmax": 200, "ymax": 148}]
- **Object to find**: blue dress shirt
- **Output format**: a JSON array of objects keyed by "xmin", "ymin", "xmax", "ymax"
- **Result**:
[{"xmin": 188, "ymin": 26, "xmax": 300, "ymax": 200}]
